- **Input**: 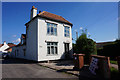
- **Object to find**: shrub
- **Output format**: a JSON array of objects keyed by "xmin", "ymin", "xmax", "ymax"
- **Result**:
[{"xmin": 75, "ymin": 30, "xmax": 97, "ymax": 63}]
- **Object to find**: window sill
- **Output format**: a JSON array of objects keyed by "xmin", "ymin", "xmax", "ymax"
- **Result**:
[
  {"xmin": 65, "ymin": 36, "xmax": 70, "ymax": 38},
  {"xmin": 47, "ymin": 34, "xmax": 57, "ymax": 36},
  {"xmin": 46, "ymin": 54, "xmax": 58, "ymax": 56}
]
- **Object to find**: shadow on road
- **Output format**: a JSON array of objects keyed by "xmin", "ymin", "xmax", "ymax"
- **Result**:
[{"xmin": 1, "ymin": 58, "xmax": 37, "ymax": 64}]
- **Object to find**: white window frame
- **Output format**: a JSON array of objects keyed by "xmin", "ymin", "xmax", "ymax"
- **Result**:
[
  {"xmin": 64, "ymin": 26, "xmax": 70, "ymax": 37},
  {"xmin": 47, "ymin": 23, "xmax": 57, "ymax": 36},
  {"xmin": 47, "ymin": 42, "xmax": 58, "ymax": 55}
]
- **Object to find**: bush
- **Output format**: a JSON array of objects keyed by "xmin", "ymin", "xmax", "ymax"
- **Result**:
[{"xmin": 75, "ymin": 31, "xmax": 97, "ymax": 64}]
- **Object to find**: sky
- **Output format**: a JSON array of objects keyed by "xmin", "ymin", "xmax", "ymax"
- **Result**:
[{"xmin": 2, "ymin": 2, "xmax": 118, "ymax": 44}]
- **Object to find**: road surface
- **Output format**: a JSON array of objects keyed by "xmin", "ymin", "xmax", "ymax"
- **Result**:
[{"xmin": 1, "ymin": 58, "xmax": 79, "ymax": 79}]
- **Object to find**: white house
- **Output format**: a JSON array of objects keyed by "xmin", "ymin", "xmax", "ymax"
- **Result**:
[{"xmin": 11, "ymin": 6, "xmax": 73, "ymax": 62}]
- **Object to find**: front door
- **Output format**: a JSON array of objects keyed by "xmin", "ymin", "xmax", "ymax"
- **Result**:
[{"xmin": 64, "ymin": 43, "xmax": 69, "ymax": 59}]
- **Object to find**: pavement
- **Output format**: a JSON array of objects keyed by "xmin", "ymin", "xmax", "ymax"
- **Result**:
[
  {"xmin": 1, "ymin": 58, "xmax": 79, "ymax": 80},
  {"xmin": 38, "ymin": 60, "xmax": 79, "ymax": 76},
  {"xmin": 38, "ymin": 60, "xmax": 103, "ymax": 80}
]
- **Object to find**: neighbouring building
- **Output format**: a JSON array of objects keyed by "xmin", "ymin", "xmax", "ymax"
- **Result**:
[
  {"xmin": 11, "ymin": 34, "xmax": 26, "ymax": 59},
  {"xmin": 96, "ymin": 41, "xmax": 114, "ymax": 49},
  {"xmin": 11, "ymin": 6, "xmax": 73, "ymax": 61},
  {"xmin": 0, "ymin": 41, "xmax": 16, "ymax": 53}
]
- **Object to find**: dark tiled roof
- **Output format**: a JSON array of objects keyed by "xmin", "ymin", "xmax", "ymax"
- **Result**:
[
  {"xmin": 0, "ymin": 43, "xmax": 16, "ymax": 48},
  {"xmin": 8, "ymin": 43, "xmax": 16, "ymax": 48}
]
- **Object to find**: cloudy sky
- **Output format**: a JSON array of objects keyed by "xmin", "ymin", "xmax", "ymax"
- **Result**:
[{"xmin": 2, "ymin": 2, "xmax": 118, "ymax": 44}]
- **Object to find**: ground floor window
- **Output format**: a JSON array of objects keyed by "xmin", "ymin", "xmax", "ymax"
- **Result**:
[{"xmin": 47, "ymin": 42, "xmax": 58, "ymax": 55}]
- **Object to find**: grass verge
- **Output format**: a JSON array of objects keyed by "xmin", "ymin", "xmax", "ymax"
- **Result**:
[{"xmin": 110, "ymin": 60, "xmax": 118, "ymax": 65}]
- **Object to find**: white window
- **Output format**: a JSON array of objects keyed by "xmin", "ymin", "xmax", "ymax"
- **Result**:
[
  {"xmin": 64, "ymin": 26, "xmax": 70, "ymax": 37},
  {"xmin": 47, "ymin": 42, "xmax": 58, "ymax": 55},
  {"xmin": 47, "ymin": 23, "xmax": 57, "ymax": 36}
]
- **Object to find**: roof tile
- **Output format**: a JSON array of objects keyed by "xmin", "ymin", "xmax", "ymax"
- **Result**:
[{"xmin": 38, "ymin": 11, "xmax": 72, "ymax": 25}]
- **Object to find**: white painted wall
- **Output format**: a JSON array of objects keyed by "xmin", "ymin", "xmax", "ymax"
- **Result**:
[
  {"xmin": 11, "ymin": 17, "xmax": 72, "ymax": 62},
  {"xmin": 0, "ymin": 42, "xmax": 9, "ymax": 53},
  {"xmin": 26, "ymin": 18, "xmax": 38, "ymax": 61},
  {"xmin": 11, "ymin": 46, "xmax": 26, "ymax": 59},
  {"xmin": 37, "ymin": 18, "xmax": 73, "ymax": 61},
  {"xmin": 30, "ymin": 8, "xmax": 37, "ymax": 20}
]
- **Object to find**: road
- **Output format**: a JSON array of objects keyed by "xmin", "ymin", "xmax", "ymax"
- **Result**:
[{"xmin": 1, "ymin": 58, "xmax": 79, "ymax": 79}]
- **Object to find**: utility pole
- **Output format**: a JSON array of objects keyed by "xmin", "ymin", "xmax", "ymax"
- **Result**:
[{"xmin": 76, "ymin": 31, "xmax": 78, "ymax": 40}]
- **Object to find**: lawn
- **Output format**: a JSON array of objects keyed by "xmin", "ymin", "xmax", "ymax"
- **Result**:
[{"xmin": 110, "ymin": 60, "xmax": 118, "ymax": 65}]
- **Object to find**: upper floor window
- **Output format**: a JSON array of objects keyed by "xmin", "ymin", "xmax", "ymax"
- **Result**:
[
  {"xmin": 64, "ymin": 26, "xmax": 70, "ymax": 37},
  {"xmin": 47, "ymin": 23, "xmax": 57, "ymax": 36}
]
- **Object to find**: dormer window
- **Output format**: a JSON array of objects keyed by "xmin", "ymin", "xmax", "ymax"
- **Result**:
[{"xmin": 47, "ymin": 23, "xmax": 57, "ymax": 36}]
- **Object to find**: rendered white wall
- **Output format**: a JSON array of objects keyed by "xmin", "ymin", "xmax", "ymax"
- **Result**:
[
  {"xmin": 26, "ymin": 18, "xmax": 38, "ymax": 61},
  {"xmin": 30, "ymin": 9, "xmax": 37, "ymax": 20},
  {"xmin": 11, "ymin": 46, "xmax": 26, "ymax": 59},
  {"xmin": 11, "ymin": 18, "xmax": 73, "ymax": 62},
  {"xmin": 37, "ymin": 18, "xmax": 73, "ymax": 61},
  {"xmin": 0, "ymin": 42, "xmax": 9, "ymax": 53}
]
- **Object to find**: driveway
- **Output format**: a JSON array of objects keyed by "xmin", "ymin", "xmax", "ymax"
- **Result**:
[{"xmin": 1, "ymin": 58, "xmax": 79, "ymax": 79}]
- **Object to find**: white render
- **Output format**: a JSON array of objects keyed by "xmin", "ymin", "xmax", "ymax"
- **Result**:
[
  {"xmin": 25, "ymin": 17, "xmax": 73, "ymax": 61},
  {"xmin": 0, "ymin": 41, "xmax": 9, "ymax": 53},
  {"xmin": 26, "ymin": 18, "xmax": 38, "ymax": 61},
  {"xmin": 37, "ymin": 18, "xmax": 72, "ymax": 61},
  {"xmin": 11, "ymin": 45, "xmax": 26, "ymax": 59},
  {"xmin": 30, "ymin": 8, "xmax": 37, "ymax": 20}
]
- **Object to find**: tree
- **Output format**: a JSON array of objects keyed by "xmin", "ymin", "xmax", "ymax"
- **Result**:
[{"xmin": 75, "ymin": 29, "xmax": 97, "ymax": 64}]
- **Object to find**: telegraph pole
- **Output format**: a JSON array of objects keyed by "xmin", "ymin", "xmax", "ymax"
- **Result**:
[{"xmin": 76, "ymin": 31, "xmax": 78, "ymax": 40}]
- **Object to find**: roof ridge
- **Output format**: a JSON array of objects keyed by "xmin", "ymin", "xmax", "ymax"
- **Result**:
[{"xmin": 39, "ymin": 11, "xmax": 62, "ymax": 17}]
